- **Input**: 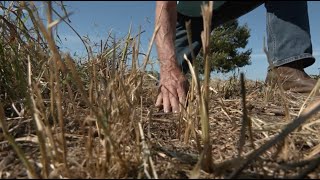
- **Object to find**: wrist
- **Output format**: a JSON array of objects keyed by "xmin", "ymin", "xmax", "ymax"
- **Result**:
[{"xmin": 160, "ymin": 60, "xmax": 180, "ymax": 71}]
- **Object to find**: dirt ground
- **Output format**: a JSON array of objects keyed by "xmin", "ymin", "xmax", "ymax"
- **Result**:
[{"xmin": 1, "ymin": 78, "xmax": 320, "ymax": 179}]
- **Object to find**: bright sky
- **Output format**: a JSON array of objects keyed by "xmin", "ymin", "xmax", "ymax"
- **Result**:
[{"xmin": 53, "ymin": 1, "xmax": 320, "ymax": 81}]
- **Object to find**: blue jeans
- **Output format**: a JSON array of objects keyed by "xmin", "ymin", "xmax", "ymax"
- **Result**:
[{"xmin": 175, "ymin": 1, "xmax": 315, "ymax": 73}]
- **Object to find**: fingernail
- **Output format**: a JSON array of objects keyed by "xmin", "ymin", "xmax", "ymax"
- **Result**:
[{"xmin": 173, "ymin": 110, "xmax": 178, "ymax": 114}]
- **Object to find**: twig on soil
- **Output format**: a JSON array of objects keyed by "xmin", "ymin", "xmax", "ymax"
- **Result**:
[
  {"xmin": 238, "ymin": 73, "xmax": 255, "ymax": 157},
  {"xmin": 228, "ymin": 99, "xmax": 320, "ymax": 179},
  {"xmin": 138, "ymin": 122, "xmax": 158, "ymax": 179},
  {"xmin": 291, "ymin": 155, "xmax": 320, "ymax": 179},
  {"xmin": 0, "ymin": 103, "xmax": 39, "ymax": 179}
]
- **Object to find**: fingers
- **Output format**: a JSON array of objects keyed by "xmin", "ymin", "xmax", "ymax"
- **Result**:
[
  {"xmin": 177, "ymin": 87, "xmax": 187, "ymax": 110},
  {"xmin": 168, "ymin": 86, "xmax": 179, "ymax": 113},
  {"xmin": 156, "ymin": 85, "xmax": 186, "ymax": 113},
  {"xmin": 154, "ymin": 77, "xmax": 189, "ymax": 113},
  {"xmin": 155, "ymin": 90, "xmax": 163, "ymax": 108},
  {"xmin": 162, "ymin": 87, "xmax": 171, "ymax": 113}
]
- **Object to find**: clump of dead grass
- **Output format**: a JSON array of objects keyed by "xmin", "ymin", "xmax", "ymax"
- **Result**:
[{"xmin": 0, "ymin": 1, "xmax": 320, "ymax": 179}]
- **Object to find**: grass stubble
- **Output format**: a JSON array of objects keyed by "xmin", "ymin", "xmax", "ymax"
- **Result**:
[{"xmin": 0, "ymin": 1, "xmax": 320, "ymax": 179}]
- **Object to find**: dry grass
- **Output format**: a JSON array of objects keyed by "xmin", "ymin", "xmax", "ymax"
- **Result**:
[{"xmin": 0, "ymin": 1, "xmax": 320, "ymax": 179}]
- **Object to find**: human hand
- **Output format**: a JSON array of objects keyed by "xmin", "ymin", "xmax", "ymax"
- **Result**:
[{"xmin": 155, "ymin": 66, "xmax": 189, "ymax": 113}]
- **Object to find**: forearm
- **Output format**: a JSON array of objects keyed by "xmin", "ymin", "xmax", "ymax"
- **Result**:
[
  {"xmin": 154, "ymin": 2, "xmax": 189, "ymax": 113},
  {"xmin": 155, "ymin": 1, "xmax": 179, "ymax": 71}
]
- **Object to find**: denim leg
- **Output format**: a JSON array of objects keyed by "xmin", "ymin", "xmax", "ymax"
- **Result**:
[
  {"xmin": 175, "ymin": 1, "xmax": 263, "ymax": 73},
  {"xmin": 175, "ymin": 14, "xmax": 203, "ymax": 74},
  {"xmin": 265, "ymin": 1, "xmax": 315, "ymax": 68}
]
